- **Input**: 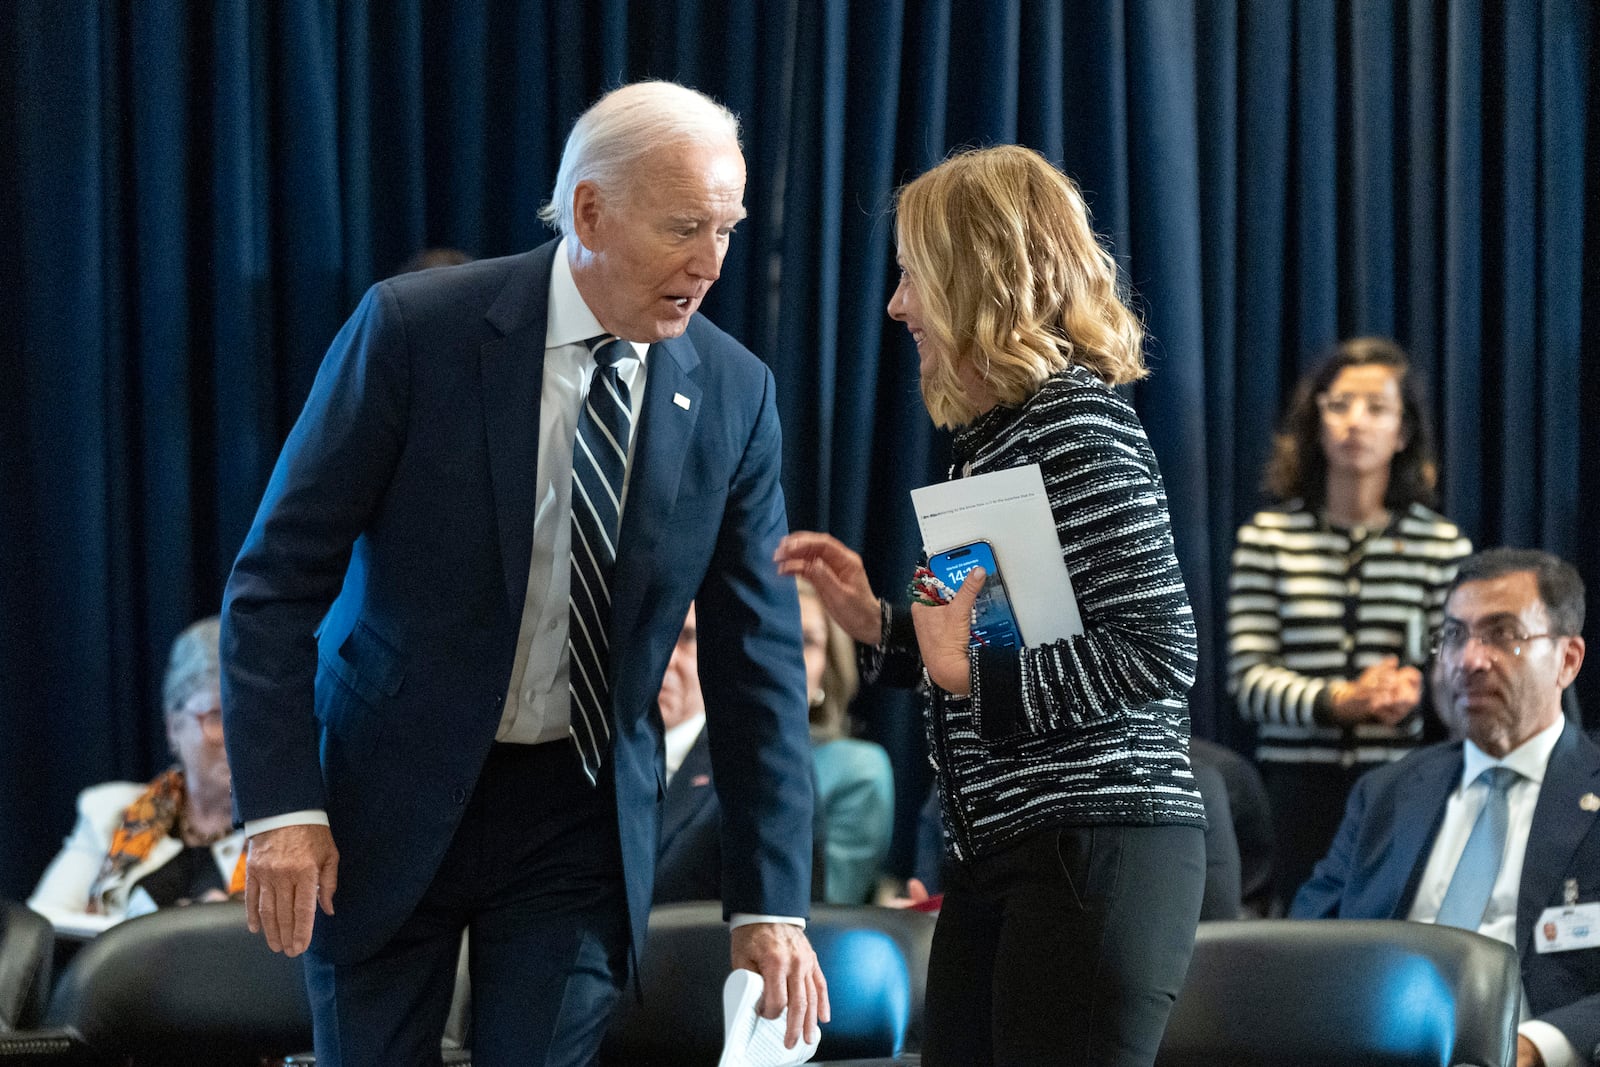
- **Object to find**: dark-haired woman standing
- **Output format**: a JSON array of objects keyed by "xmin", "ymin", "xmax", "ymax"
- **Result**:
[{"xmin": 1228, "ymin": 338, "xmax": 1471, "ymax": 908}]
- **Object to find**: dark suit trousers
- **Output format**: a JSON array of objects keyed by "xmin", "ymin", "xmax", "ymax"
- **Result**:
[
  {"xmin": 304, "ymin": 740, "xmax": 629, "ymax": 1067},
  {"xmin": 922, "ymin": 823, "xmax": 1205, "ymax": 1067}
]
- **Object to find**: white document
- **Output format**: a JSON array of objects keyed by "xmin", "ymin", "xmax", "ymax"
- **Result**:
[
  {"xmin": 717, "ymin": 968, "xmax": 819, "ymax": 1067},
  {"xmin": 911, "ymin": 463, "xmax": 1084, "ymax": 645}
]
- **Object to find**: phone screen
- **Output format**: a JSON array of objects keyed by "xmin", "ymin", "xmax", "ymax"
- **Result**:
[{"xmin": 927, "ymin": 540, "xmax": 1023, "ymax": 650}]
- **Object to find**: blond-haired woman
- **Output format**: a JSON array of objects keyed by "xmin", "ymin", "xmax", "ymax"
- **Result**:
[{"xmin": 776, "ymin": 145, "xmax": 1205, "ymax": 1066}]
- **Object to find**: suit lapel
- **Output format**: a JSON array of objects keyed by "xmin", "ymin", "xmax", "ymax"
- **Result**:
[
  {"xmin": 660, "ymin": 729, "xmax": 714, "ymax": 847},
  {"xmin": 610, "ymin": 332, "xmax": 702, "ymax": 652},
  {"xmin": 1391, "ymin": 748, "xmax": 1462, "ymax": 917},
  {"xmin": 479, "ymin": 246, "xmax": 557, "ymax": 619},
  {"xmin": 1517, "ymin": 723, "xmax": 1600, "ymax": 957}
]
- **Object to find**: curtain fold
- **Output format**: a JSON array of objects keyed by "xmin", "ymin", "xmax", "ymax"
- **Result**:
[{"xmin": 2, "ymin": 0, "xmax": 1594, "ymax": 896}]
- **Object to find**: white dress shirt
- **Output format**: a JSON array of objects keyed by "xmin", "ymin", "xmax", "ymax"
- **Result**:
[
  {"xmin": 1406, "ymin": 717, "xmax": 1574, "ymax": 1067},
  {"xmin": 495, "ymin": 240, "xmax": 647, "ymax": 744}
]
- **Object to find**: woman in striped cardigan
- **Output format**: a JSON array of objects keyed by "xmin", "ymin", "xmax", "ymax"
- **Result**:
[
  {"xmin": 1228, "ymin": 337, "xmax": 1471, "ymax": 909},
  {"xmin": 778, "ymin": 146, "xmax": 1205, "ymax": 1067}
]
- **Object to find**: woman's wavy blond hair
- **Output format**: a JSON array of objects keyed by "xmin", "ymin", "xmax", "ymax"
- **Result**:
[{"xmin": 894, "ymin": 145, "xmax": 1147, "ymax": 428}]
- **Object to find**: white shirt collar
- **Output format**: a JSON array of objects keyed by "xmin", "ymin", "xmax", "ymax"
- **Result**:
[
  {"xmin": 663, "ymin": 712, "xmax": 707, "ymax": 781},
  {"xmin": 546, "ymin": 238, "xmax": 649, "ymax": 361},
  {"xmin": 1461, "ymin": 716, "xmax": 1566, "ymax": 790}
]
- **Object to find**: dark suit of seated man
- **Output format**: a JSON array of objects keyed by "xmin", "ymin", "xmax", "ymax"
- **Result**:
[
  {"xmin": 654, "ymin": 605, "xmax": 825, "ymax": 904},
  {"xmin": 1293, "ymin": 549, "xmax": 1599, "ymax": 1067}
]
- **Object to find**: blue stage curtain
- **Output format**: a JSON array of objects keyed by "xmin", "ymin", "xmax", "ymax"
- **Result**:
[{"xmin": 1, "ymin": 0, "xmax": 1594, "ymax": 897}]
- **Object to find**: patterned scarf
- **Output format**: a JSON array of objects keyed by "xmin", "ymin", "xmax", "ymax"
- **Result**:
[{"xmin": 85, "ymin": 767, "xmax": 246, "ymax": 913}]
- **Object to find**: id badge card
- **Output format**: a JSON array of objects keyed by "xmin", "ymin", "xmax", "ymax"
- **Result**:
[{"xmin": 1534, "ymin": 902, "xmax": 1600, "ymax": 954}]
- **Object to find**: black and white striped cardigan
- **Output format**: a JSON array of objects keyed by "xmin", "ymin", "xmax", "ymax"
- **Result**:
[
  {"xmin": 1227, "ymin": 502, "xmax": 1471, "ymax": 766},
  {"xmin": 866, "ymin": 365, "xmax": 1205, "ymax": 862}
]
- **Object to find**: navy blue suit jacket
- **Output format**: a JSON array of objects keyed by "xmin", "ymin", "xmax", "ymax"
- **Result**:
[
  {"xmin": 653, "ymin": 729, "xmax": 826, "ymax": 905},
  {"xmin": 221, "ymin": 241, "xmax": 814, "ymax": 965},
  {"xmin": 1292, "ymin": 721, "xmax": 1600, "ymax": 1057},
  {"xmin": 653, "ymin": 732, "xmax": 723, "ymax": 904}
]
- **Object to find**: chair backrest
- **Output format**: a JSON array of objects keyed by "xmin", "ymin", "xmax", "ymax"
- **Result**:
[
  {"xmin": 1156, "ymin": 919, "xmax": 1521, "ymax": 1067},
  {"xmin": 42, "ymin": 901, "xmax": 312, "ymax": 1065},
  {"xmin": 0, "ymin": 901, "xmax": 54, "ymax": 1031},
  {"xmin": 601, "ymin": 901, "xmax": 935, "ymax": 1066}
]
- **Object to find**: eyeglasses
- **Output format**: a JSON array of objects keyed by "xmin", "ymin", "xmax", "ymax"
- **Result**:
[
  {"xmin": 1430, "ymin": 620, "xmax": 1560, "ymax": 659},
  {"xmin": 1316, "ymin": 392, "xmax": 1402, "ymax": 422}
]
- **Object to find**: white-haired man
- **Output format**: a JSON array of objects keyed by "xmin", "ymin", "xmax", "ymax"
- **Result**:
[{"xmin": 223, "ymin": 81, "xmax": 826, "ymax": 1065}]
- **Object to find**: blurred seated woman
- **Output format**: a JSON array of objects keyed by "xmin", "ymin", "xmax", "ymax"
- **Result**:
[
  {"xmin": 799, "ymin": 578, "xmax": 894, "ymax": 904},
  {"xmin": 1227, "ymin": 338, "xmax": 1471, "ymax": 907},
  {"xmin": 29, "ymin": 617, "xmax": 242, "ymax": 935}
]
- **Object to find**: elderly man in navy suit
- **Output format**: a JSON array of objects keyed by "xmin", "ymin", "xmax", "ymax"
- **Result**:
[
  {"xmin": 1294, "ymin": 548, "xmax": 1597, "ymax": 1067},
  {"xmin": 221, "ymin": 81, "xmax": 827, "ymax": 1066}
]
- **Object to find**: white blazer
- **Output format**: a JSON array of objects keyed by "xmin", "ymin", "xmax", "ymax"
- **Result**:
[{"xmin": 27, "ymin": 780, "xmax": 244, "ymax": 937}]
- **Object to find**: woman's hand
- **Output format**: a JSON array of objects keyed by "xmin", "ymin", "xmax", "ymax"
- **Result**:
[
  {"xmin": 774, "ymin": 532, "xmax": 882, "ymax": 644},
  {"xmin": 1326, "ymin": 656, "xmax": 1423, "ymax": 726},
  {"xmin": 911, "ymin": 567, "xmax": 985, "ymax": 696}
]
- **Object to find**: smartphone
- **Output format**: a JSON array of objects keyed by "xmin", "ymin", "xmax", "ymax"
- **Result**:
[{"xmin": 927, "ymin": 540, "xmax": 1023, "ymax": 650}]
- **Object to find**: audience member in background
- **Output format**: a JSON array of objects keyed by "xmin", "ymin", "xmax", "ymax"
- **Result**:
[
  {"xmin": 29, "ymin": 617, "xmax": 241, "ymax": 935},
  {"xmin": 652, "ymin": 604, "xmax": 724, "ymax": 904},
  {"xmin": 653, "ymin": 605, "xmax": 826, "ymax": 905},
  {"xmin": 1293, "ymin": 549, "xmax": 1598, "ymax": 1067},
  {"xmin": 798, "ymin": 579, "xmax": 895, "ymax": 904},
  {"xmin": 1190, "ymin": 736, "xmax": 1276, "ymax": 917},
  {"xmin": 396, "ymin": 247, "xmax": 474, "ymax": 274},
  {"xmin": 778, "ymin": 145, "xmax": 1206, "ymax": 1067},
  {"xmin": 1228, "ymin": 337, "xmax": 1472, "ymax": 908}
]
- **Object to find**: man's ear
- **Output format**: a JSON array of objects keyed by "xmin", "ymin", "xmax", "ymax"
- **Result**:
[
  {"xmin": 572, "ymin": 180, "xmax": 605, "ymax": 252},
  {"xmin": 1557, "ymin": 635, "xmax": 1585, "ymax": 691}
]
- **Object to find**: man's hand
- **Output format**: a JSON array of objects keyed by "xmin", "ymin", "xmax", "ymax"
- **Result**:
[
  {"xmin": 730, "ymin": 923, "xmax": 830, "ymax": 1049},
  {"xmin": 245, "ymin": 824, "xmax": 338, "ymax": 957},
  {"xmin": 1516, "ymin": 1034, "xmax": 1544, "ymax": 1066},
  {"xmin": 911, "ymin": 567, "xmax": 984, "ymax": 695}
]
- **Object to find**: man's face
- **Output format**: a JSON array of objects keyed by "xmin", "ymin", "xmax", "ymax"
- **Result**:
[
  {"xmin": 657, "ymin": 606, "xmax": 705, "ymax": 730},
  {"xmin": 1433, "ymin": 571, "xmax": 1583, "ymax": 757},
  {"xmin": 571, "ymin": 138, "xmax": 747, "ymax": 343}
]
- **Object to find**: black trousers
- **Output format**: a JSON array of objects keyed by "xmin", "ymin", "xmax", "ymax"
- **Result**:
[
  {"xmin": 921, "ymin": 823, "xmax": 1205, "ymax": 1067},
  {"xmin": 303, "ymin": 741, "xmax": 629, "ymax": 1067}
]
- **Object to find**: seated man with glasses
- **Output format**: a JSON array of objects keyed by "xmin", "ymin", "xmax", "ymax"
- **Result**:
[{"xmin": 1293, "ymin": 549, "xmax": 1598, "ymax": 1067}]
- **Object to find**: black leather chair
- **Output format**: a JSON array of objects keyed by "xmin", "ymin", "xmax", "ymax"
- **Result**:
[
  {"xmin": 0, "ymin": 901, "xmax": 312, "ymax": 1065},
  {"xmin": 601, "ymin": 901, "xmax": 935, "ymax": 1066},
  {"xmin": 0, "ymin": 901, "xmax": 54, "ymax": 1033},
  {"xmin": 1156, "ymin": 919, "xmax": 1522, "ymax": 1067}
]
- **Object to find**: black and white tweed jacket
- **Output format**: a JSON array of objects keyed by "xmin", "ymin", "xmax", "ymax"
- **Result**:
[{"xmin": 867, "ymin": 365, "xmax": 1206, "ymax": 862}]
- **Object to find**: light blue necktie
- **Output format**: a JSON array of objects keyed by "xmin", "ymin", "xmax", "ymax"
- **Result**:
[
  {"xmin": 567, "ymin": 335, "xmax": 633, "ymax": 785},
  {"xmin": 1433, "ymin": 766, "xmax": 1519, "ymax": 930}
]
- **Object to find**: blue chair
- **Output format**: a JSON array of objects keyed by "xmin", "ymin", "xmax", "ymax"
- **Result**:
[
  {"xmin": 1156, "ymin": 919, "xmax": 1521, "ymax": 1067},
  {"xmin": 601, "ymin": 901, "xmax": 934, "ymax": 1065}
]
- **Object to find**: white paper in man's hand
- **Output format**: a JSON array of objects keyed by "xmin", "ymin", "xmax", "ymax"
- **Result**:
[{"xmin": 717, "ymin": 968, "xmax": 819, "ymax": 1067}]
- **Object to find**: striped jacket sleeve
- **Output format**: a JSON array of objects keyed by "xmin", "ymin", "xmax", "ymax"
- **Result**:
[
  {"xmin": 1227, "ymin": 518, "xmax": 1328, "ymax": 728},
  {"xmin": 970, "ymin": 389, "xmax": 1198, "ymax": 741}
]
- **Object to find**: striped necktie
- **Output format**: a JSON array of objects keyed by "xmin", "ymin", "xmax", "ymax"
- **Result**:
[
  {"xmin": 568, "ymin": 334, "xmax": 633, "ymax": 785},
  {"xmin": 1433, "ymin": 766, "xmax": 1519, "ymax": 929}
]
